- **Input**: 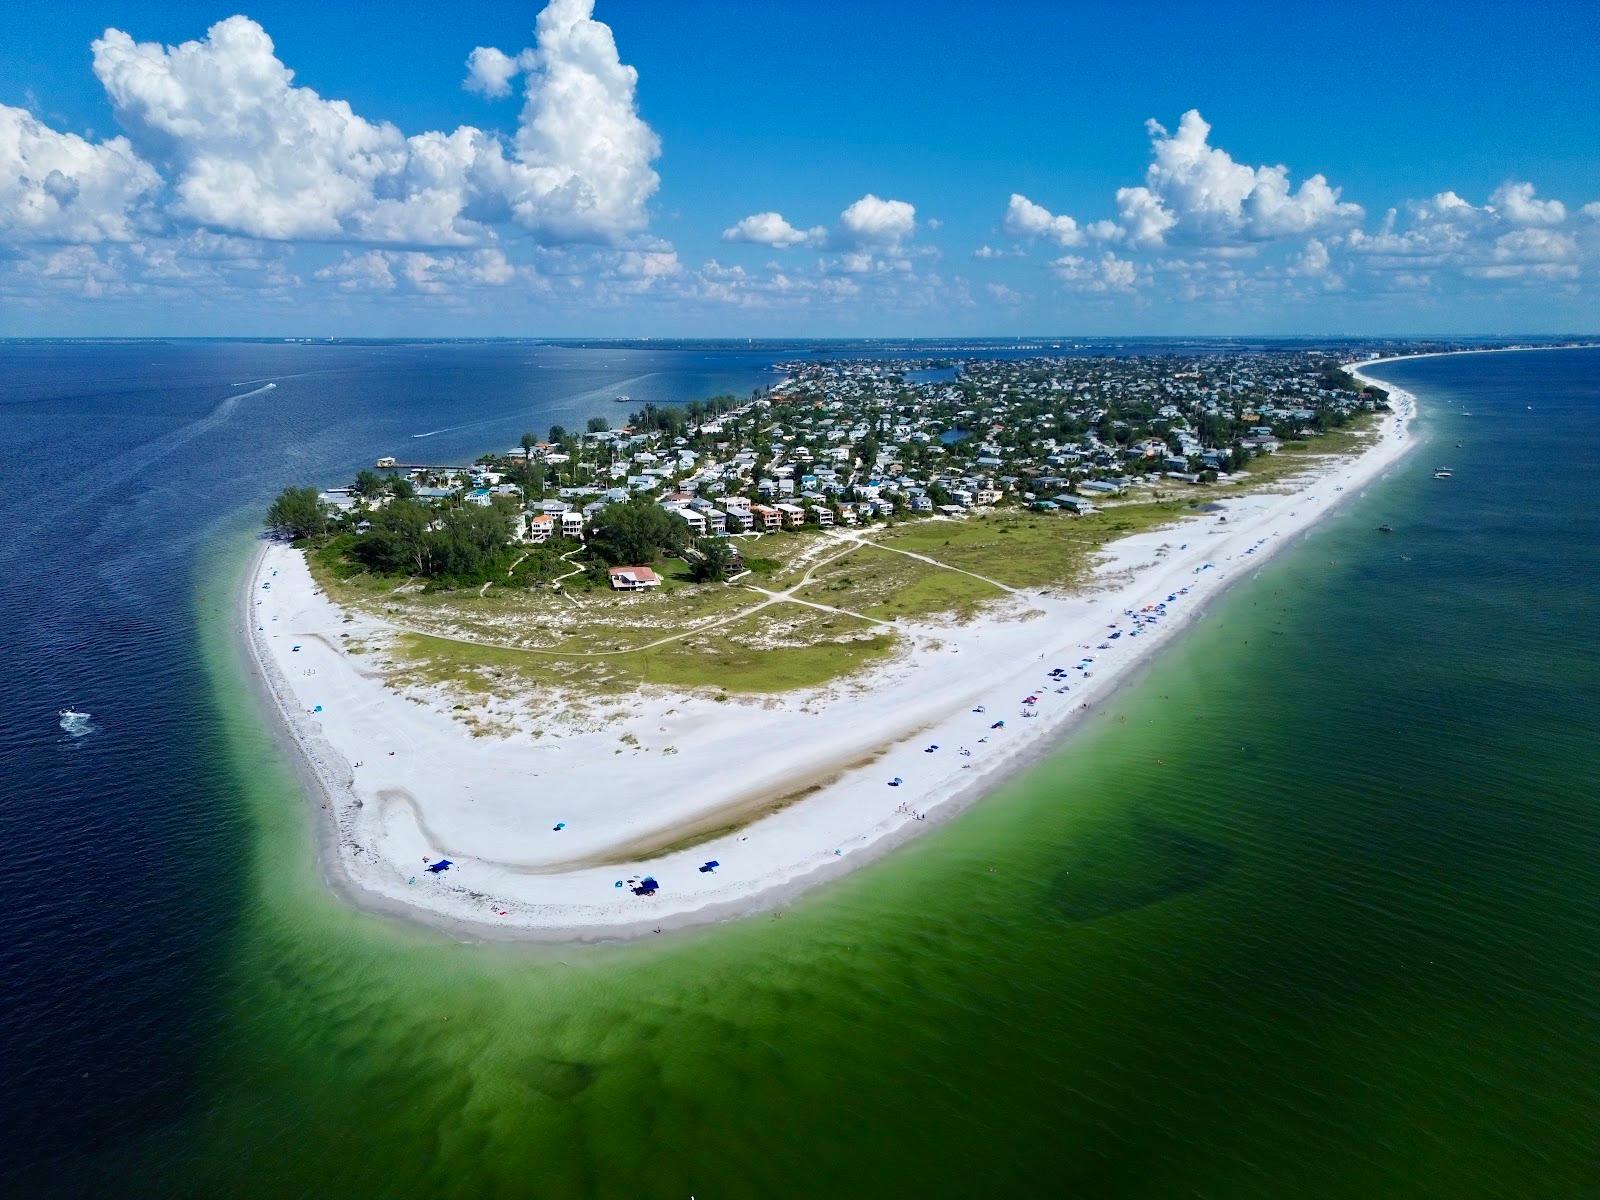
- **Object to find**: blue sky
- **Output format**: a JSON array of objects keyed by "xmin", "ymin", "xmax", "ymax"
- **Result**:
[{"xmin": 2, "ymin": 0, "xmax": 1597, "ymax": 336}]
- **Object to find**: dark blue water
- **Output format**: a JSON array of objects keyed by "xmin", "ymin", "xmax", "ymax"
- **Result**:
[{"xmin": 0, "ymin": 340, "xmax": 776, "ymax": 1165}]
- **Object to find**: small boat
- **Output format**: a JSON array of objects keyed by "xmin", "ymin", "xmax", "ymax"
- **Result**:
[
  {"xmin": 612, "ymin": 393, "xmax": 632, "ymax": 404},
  {"xmin": 1377, "ymin": 524, "xmax": 1394, "ymax": 533},
  {"xmin": 1433, "ymin": 467, "xmax": 1453, "ymax": 479}
]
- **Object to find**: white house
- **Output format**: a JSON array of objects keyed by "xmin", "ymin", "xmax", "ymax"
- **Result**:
[{"xmin": 608, "ymin": 566, "xmax": 661, "ymax": 591}]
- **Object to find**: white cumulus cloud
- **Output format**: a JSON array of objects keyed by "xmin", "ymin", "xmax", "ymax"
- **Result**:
[
  {"xmin": 721, "ymin": 193, "xmax": 918, "ymax": 264},
  {"xmin": 1347, "ymin": 185, "xmax": 1589, "ymax": 284},
  {"xmin": 1489, "ymin": 181, "xmax": 1566, "ymax": 227},
  {"xmin": 496, "ymin": 0, "xmax": 661, "ymax": 242},
  {"xmin": 463, "ymin": 46, "xmax": 534, "ymax": 99},
  {"xmin": 315, "ymin": 247, "xmax": 521, "ymax": 293},
  {"xmin": 721, "ymin": 211, "xmax": 825, "ymax": 248},
  {"xmin": 837, "ymin": 193, "xmax": 916, "ymax": 246},
  {"xmin": 1006, "ymin": 110, "xmax": 1363, "ymax": 257},
  {"xmin": 89, "ymin": 1, "xmax": 660, "ymax": 247},
  {"xmin": 1290, "ymin": 238, "xmax": 1332, "ymax": 277},
  {"xmin": 1002, "ymin": 193, "xmax": 1082, "ymax": 246},
  {"xmin": 0, "ymin": 103, "xmax": 160, "ymax": 242},
  {"xmin": 1132, "ymin": 110, "xmax": 1363, "ymax": 245},
  {"xmin": 1050, "ymin": 251, "xmax": 1137, "ymax": 293}
]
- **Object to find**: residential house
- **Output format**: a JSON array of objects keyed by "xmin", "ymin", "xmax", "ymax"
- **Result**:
[{"xmin": 608, "ymin": 566, "xmax": 661, "ymax": 591}]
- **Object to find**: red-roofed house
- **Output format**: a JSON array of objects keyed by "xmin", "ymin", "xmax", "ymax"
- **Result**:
[{"xmin": 608, "ymin": 566, "xmax": 661, "ymax": 591}]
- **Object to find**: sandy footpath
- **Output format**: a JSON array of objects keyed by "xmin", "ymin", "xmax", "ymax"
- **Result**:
[{"xmin": 242, "ymin": 358, "xmax": 1426, "ymax": 942}]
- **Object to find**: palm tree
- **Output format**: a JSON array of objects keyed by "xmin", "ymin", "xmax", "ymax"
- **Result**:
[{"xmin": 520, "ymin": 431, "xmax": 537, "ymax": 465}]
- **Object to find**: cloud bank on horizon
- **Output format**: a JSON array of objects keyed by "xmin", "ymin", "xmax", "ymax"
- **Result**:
[{"xmin": 1, "ymin": 0, "xmax": 1595, "ymax": 333}]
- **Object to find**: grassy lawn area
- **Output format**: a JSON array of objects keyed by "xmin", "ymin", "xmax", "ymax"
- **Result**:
[
  {"xmin": 1226, "ymin": 410, "xmax": 1382, "ymax": 491},
  {"xmin": 635, "ymin": 606, "xmax": 895, "ymax": 692},
  {"xmin": 389, "ymin": 602, "xmax": 896, "ymax": 699},
  {"xmin": 800, "ymin": 544, "xmax": 1005, "ymax": 621},
  {"xmin": 876, "ymin": 504, "xmax": 1194, "ymax": 590},
  {"xmin": 307, "ymin": 539, "xmax": 772, "ymax": 652},
  {"xmin": 304, "ymin": 536, "xmax": 406, "ymax": 604}
]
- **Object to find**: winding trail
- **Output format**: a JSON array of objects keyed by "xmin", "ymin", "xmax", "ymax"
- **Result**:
[
  {"xmin": 342, "ymin": 518, "xmax": 1043, "ymax": 664},
  {"xmin": 357, "ymin": 533, "xmax": 910, "ymax": 657},
  {"xmin": 550, "ymin": 547, "xmax": 586, "ymax": 586},
  {"xmin": 737, "ymin": 537, "xmax": 898, "ymax": 629},
  {"xmin": 837, "ymin": 528, "xmax": 1020, "ymax": 595}
]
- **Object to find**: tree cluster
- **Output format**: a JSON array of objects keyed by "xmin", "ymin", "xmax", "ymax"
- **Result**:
[
  {"xmin": 584, "ymin": 495, "xmax": 688, "ymax": 566},
  {"xmin": 264, "ymin": 486, "xmax": 331, "ymax": 540},
  {"xmin": 348, "ymin": 500, "xmax": 513, "ymax": 581},
  {"xmin": 625, "ymin": 394, "xmax": 742, "ymax": 438},
  {"xmin": 688, "ymin": 537, "xmax": 734, "ymax": 583}
]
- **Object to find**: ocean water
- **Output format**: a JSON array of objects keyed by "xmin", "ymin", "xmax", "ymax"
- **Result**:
[{"xmin": 3, "ymin": 343, "xmax": 1598, "ymax": 1197}]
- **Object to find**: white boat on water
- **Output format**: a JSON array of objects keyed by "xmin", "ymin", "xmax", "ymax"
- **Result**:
[
  {"xmin": 1433, "ymin": 467, "xmax": 1453, "ymax": 478},
  {"xmin": 613, "ymin": 393, "xmax": 632, "ymax": 404}
]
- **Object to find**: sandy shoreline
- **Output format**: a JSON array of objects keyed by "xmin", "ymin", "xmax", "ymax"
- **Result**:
[{"xmin": 239, "ymin": 351, "xmax": 1456, "ymax": 943}]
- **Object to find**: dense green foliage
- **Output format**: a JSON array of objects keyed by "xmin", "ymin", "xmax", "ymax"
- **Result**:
[
  {"xmin": 264, "ymin": 486, "xmax": 330, "ymax": 540},
  {"xmin": 347, "ymin": 500, "xmax": 513, "ymax": 581},
  {"xmin": 689, "ymin": 537, "xmax": 735, "ymax": 583},
  {"xmin": 585, "ymin": 495, "xmax": 689, "ymax": 566},
  {"xmin": 625, "ymin": 393, "xmax": 743, "ymax": 438}
]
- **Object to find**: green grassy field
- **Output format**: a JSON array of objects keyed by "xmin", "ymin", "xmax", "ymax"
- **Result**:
[
  {"xmin": 307, "ymin": 416, "xmax": 1380, "ymax": 706},
  {"xmin": 388, "ymin": 602, "xmax": 898, "ymax": 700},
  {"xmin": 800, "ymin": 544, "xmax": 1005, "ymax": 621},
  {"xmin": 1223, "ymin": 410, "xmax": 1382, "ymax": 490},
  {"xmin": 877, "ymin": 504, "xmax": 1195, "ymax": 591}
]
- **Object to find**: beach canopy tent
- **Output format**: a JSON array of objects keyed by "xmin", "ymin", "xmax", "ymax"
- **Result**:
[
  {"xmin": 427, "ymin": 859, "xmax": 453, "ymax": 873},
  {"xmin": 632, "ymin": 876, "xmax": 659, "ymax": 895}
]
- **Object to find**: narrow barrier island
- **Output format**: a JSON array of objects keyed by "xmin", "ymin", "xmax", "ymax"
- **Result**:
[{"xmin": 248, "ymin": 350, "xmax": 1414, "ymax": 939}]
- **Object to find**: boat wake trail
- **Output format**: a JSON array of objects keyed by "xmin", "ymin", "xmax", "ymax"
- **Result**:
[
  {"xmin": 407, "ymin": 373, "xmax": 660, "ymax": 440},
  {"xmin": 231, "ymin": 371, "xmax": 322, "ymax": 387},
  {"xmin": 0, "ymin": 381, "xmax": 280, "ymax": 563},
  {"xmin": 410, "ymin": 412, "xmax": 530, "ymax": 440}
]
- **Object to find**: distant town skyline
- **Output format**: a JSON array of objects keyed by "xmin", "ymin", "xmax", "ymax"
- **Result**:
[{"xmin": 3, "ymin": 0, "xmax": 1597, "ymax": 337}]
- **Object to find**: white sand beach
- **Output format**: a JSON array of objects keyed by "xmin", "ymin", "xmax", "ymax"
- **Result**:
[{"xmin": 243, "ymin": 359, "xmax": 1423, "ymax": 941}]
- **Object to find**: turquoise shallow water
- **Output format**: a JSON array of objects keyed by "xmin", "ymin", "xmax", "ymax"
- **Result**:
[{"xmin": 7, "ymin": 346, "xmax": 1599, "ymax": 1197}]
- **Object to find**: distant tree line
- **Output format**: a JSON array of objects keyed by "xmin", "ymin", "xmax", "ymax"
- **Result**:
[{"xmin": 625, "ymin": 393, "xmax": 743, "ymax": 438}]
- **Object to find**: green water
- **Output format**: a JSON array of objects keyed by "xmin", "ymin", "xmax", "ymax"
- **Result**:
[{"xmin": 87, "ymin": 354, "xmax": 1600, "ymax": 1197}]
